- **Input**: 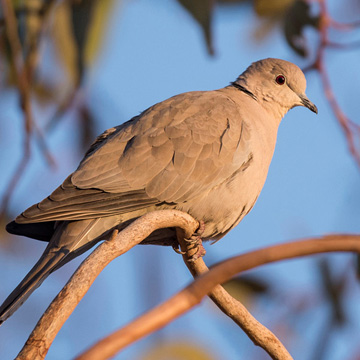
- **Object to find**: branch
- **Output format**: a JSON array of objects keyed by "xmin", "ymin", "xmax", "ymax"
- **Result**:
[
  {"xmin": 0, "ymin": 0, "xmax": 56, "ymax": 220},
  {"xmin": 15, "ymin": 210, "xmax": 199, "ymax": 360},
  {"xmin": 312, "ymin": 0, "xmax": 360, "ymax": 167},
  {"xmin": 76, "ymin": 234, "xmax": 360, "ymax": 360},
  {"xmin": 0, "ymin": 0, "xmax": 32, "ymax": 218},
  {"xmin": 175, "ymin": 230, "xmax": 292, "ymax": 360}
]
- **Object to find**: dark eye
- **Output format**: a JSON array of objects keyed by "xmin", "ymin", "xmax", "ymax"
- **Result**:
[{"xmin": 275, "ymin": 75, "xmax": 286, "ymax": 85}]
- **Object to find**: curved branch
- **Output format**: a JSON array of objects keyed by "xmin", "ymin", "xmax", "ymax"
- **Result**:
[
  {"xmin": 15, "ymin": 210, "xmax": 199, "ymax": 360},
  {"xmin": 0, "ymin": 0, "xmax": 32, "ymax": 219},
  {"xmin": 76, "ymin": 234, "xmax": 360, "ymax": 360},
  {"xmin": 175, "ymin": 230, "xmax": 292, "ymax": 360},
  {"xmin": 314, "ymin": 0, "xmax": 360, "ymax": 167},
  {"xmin": 0, "ymin": 0, "xmax": 56, "ymax": 220}
]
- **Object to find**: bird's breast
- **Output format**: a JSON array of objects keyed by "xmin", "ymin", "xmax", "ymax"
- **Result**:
[{"xmin": 175, "ymin": 118, "xmax": 278, "ymax": 241}]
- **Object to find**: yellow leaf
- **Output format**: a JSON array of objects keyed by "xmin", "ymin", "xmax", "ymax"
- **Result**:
[
  {"xmin": 84, "ymin": 0, "xmax": 116, "ymax": 66},
  {"xmin": 254, "ymin": 0, "xmax": 295, "ymax": 17},
  {"xmin": 51, "ymin": 2, "xmax": 79, "ymax": 87},
  {"xmin": 142, "ymin": 340, "xmax": 216, "ymax": 360}
]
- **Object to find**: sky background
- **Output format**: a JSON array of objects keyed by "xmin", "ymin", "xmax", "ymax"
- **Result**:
[{"xmin": 0, "ymin": 0, "xmax": 360, "ymax": 359}]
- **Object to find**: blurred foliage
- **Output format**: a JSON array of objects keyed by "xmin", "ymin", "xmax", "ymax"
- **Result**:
[
  {"xmin": 319, "ymin": 258, "xmax": 347, "ymax": 326},
  {"xmin": 141, "ymin": 341, "xmax": 216, "ymax": 360},
  {"xmin": 0, "ymin": 0, "xmax": 320, "ymax": 115},
  {"xmin": 0, "ymin": 0, "xmax": 113, "ymax": 145},
  {"xmin": 283, "ymin": 0, "xmax": 319, "ymax": 57},
  {"xmin": 178, "ymin": 0, "xmax": 319, "ymax": 56},
  {"xmin": 222, "ymin": 274, "xmax": 270, "ymax": 307},
  {"xmin": 0, "ymin": 0, "xmax": 359, "ymax": 359}
]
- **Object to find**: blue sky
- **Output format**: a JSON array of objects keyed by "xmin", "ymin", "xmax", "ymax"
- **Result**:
[{"xmin": 1, "ymin": 0, "xmax": 360, "ymax": 359}]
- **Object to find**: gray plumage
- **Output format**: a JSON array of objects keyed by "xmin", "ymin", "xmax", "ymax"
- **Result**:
[{"xmin": 0, "ymin": 58, "xmax": 317, "ymax": 324}]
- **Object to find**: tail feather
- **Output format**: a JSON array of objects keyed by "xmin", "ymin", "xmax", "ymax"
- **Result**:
[
  {"xmin": 0, "ymin": 246, "xmax": 66, "ymax": 324},
  {"xmin": 0, "ymin": 217, "xmax": 115, "ymax": 324}
]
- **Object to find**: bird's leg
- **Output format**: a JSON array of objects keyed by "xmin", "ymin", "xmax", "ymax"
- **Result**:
[
  {"xmin": 172, "ymin": 220, "xmax": 206, "ymax": 260},
  {"xmin": 183, "ymin": 220, "xmax": 206, "ymax": 262}
]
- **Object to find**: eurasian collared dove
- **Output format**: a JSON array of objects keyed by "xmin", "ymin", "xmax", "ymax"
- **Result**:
[{"xmin": 0, "ymin": 58, "xmax": 317, "ymax": 324}]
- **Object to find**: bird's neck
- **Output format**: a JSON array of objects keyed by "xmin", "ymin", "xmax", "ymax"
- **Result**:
[
  {"xmin": 230, "ymin": 81, "xmax": 257, "ymax": 101},
  {"xmin": 232, "ymin": 78, "xmax": 288, "ymax": 123}
]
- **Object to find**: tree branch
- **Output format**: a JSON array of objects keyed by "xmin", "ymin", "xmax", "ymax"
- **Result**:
[
  {"xmin": 0, "ymin": 0, "xmax": 56, "ymax": 220},
  {"xmin": 0, "ymin": 0, "xmax": 32, "ymax": 218},
  {"xmin": 15, "ymin": 210, "xmax": 199, "ymax": 360},
  {"xmin": 76, "ymin": 234, "xmax": 360, "ymax": 360},
  {"xmin": 312, "ymin": 0, "xmax": 360, "ymax": 167},
  {"xmin": 175, "ymin": 230, "xmax": 293, "ymax": 360}
]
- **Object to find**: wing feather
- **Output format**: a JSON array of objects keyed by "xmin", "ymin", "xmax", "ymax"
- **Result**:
[{"xmin": 17, "ymin": 89, "xmax": 251, "ymax": 224}]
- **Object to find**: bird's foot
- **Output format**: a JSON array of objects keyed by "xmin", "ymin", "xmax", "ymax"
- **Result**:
[
  {"xmin": 172, "ymin": 244, "xmax": 186, "ymax": 255},
  {"xmin": 172, "ymin": 220, "xmax": 206, "ymax": 261},
  {"xmin": 184, "ymin": 220, "xmax": 206, "ymax": 262},
  {"xmin": 187, "ymin": 240, "xmax": 206, "ymax": 262}
]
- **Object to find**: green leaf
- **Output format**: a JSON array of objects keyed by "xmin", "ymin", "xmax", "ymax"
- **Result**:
[
  {"xmin": 177, "ymin": 0, "xmax": 215, "ymax": 55},
  {"xmin": 254, "ymin": 0, "xmax": 295, "ymax": 17},
  {"xmin": 222, "ymin": 275, "xmax": 270, "ymax": 307},
  {"xmin": 51, "ymin": 2, "xmax": 79, "ymax": 88},
  {"xmin": 84, "ymin": 0, "xmax": 115, "ymax": 66},
  {"xmin": 70, "ymin": 0, "xmax": 97, "ymax": 80},
  {"xmin": 284, "ymin": 0, "xmax": 319, "ymax": 57}
]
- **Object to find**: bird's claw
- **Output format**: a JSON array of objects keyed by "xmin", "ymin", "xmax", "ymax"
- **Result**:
[
  {"xmin": 172, "ymin": 244, "xmax": 186, "ymax": 255},
  {"xmin": 172, "ymin": 221, "xmax": 206, "ymax": 260},
  {"xmin": 187, "ymin": 240, "xmax": 206, "ymax": 262}
]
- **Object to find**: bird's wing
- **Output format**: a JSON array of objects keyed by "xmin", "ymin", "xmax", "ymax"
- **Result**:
[{"xmin": 17, "ymin": 90, "xmax": 251, "ymax": 223}]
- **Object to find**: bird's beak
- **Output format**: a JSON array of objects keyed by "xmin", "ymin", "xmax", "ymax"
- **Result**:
[{"xmin": 299, "ymin": 94, "xmax": 318, "ymax": 114}]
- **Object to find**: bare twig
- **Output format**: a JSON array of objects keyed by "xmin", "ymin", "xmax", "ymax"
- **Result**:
[
  {"xmin": 25, "ymin": 0, "xmax": 57, "ymax": 168},
  {"xmin": 0, "ymin": 0, "xmax": 33, "ymax": 218},
  {"xmin": 16, "ymin": 210, "xmax": 199, "ymax": 360},
  {"xmin": 175, "ymin": 230, "xmax": 293, "ymax": 360},
  {"xmin": 76, "ymin": 234, "xmax": 360, "ymax": 360},
  {"xmin": 312, "ymin": 0, "xmax": 360, "ymax": 167},
  {"xmin": 0, "ymin": 0, "xmax": 56, "ymax": 219}
]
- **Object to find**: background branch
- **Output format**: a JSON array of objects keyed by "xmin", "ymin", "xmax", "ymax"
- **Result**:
[
  {"xmin": 76, "ymin": 234, "xmax": 360, "ymax": 360},
  {"xmin": 311, "ymin": 0, "xmax": 360, "ymax": 166},
  {"xmin": 176, "ymin": 230, "xmax": 293, "ymax": 360},
  {"xmin": 0, "ymin": 0, "xmax": 32, "ymax": 219},
  {"xmin": 15, "ymin": 210, "xmax": 198, "ymax": 360},
  {"xmin": 0, "ymin": 0, "xmax": 55, "ymax": 220}
]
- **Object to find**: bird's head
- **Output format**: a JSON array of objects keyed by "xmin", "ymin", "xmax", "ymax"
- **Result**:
[{"xmin": 234, "ymin": 58, "xmax": 318, "ymax": 118}]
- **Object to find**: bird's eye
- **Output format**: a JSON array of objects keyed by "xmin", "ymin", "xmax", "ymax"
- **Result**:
[{"xmin": 275, "ymin": 75, "xmax": 286, "ymax": 85}]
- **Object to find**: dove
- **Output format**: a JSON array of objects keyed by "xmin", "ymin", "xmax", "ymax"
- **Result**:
[{"xmin": 0, "ymin": 58, "xmax": 317, "ymax": 324}]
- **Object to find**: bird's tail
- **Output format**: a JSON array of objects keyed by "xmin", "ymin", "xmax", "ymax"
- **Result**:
[
  {"xmin": 0, "ymin": 218, "xmax": 110, "ymax": 324},
  {"xmin": 0, "ymin": 238, "xmax": 66, "ymax": 324}
]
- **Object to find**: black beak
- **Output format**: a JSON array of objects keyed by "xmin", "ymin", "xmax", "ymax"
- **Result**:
[{"xmin": 299, "ymin": 94, "xmax": 318, "ymax": 114}]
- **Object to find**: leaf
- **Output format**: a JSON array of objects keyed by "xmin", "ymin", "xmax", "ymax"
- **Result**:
[
  {"xmin": 177, "ymin": 0, "xmax": 215, "ymax": 55},
  {"xmin": 254, "ymin": 0, "xmax": 295, "ymax": 17},
  {"xmin": 32, "ymin": 82, "xmax": 57, "ymax": 105},
  {"xmin": 70, "ymin": 0, "xmax": 97, "ymax": 80},
  {"xmin": 0, "ymin": 211, "xmax": 15, "ymax": 249},
  {"xmin": 84, "ymin": 0, "xmax": 115, "ymax": 67},
  {"xmin": 142, "ymin": 340, "xmax": 215, "ymax": 360},
  {"xmin": 284, "ymin": 0, "xmax": 319, "ymax": 57},
  {"xmin": 51, "ymin": 0, "xmax": 115, "ymax": 86},
  {"xmin": 222, "ymin": 275, "xmax": 270, "ymax": 307},
  {"xmin": 78, "ymin": 104, "xmax": 97, "ymax": 151},
  {"xmin": 318, "ymin": 259, "xmax": 347, "ymax": 325},
  {"xmin": 217, "ymin": 0, "xmax": 247, "ymax": 3},
  {"xmin": 51, "ymin": 2, "xmax": 79, "ymax": 88}
]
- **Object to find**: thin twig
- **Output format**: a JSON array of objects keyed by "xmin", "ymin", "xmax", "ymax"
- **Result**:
[
  {"xmin": 16, "ymin": 210, "xmax": 199, "ymax": 360},
  {"xmin": 0, "ymin": 0, "xmax": 56, "ymax": 219},
  {"xmin": 313, "ymin": 0, "xmax": 360, "ymax": 167},
  {"xmin": 0, "ymin": 0, "xmax": 33, "ymax": 218},
  {"xmin": 176, "ymin": 230, "xmax": 293, "ymax": 360},
  {"xmin": 76, "ymin": 234, "xmax": 360, "ymax": 360}
]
